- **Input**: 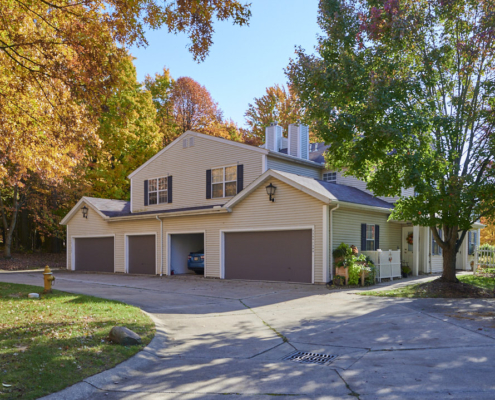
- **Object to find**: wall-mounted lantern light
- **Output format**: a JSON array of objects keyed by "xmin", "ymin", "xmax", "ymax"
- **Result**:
[
  {"xmin": 82, "ymin": 205, "xmax": 88, "ymax": 219},
  {"xmin": 265, "ymin": 183, "xmax": 276, "ymax": 202}
]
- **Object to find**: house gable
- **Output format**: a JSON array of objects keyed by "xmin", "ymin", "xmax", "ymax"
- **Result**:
[{"xmin": 130, "ymin": 131, "xmax": 267, "ymax": 213}]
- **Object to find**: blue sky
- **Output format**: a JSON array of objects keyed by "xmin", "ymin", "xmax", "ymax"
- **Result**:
[{"xmin": 129, "ymin": 0, "xmax": 321, "ymax": 128}]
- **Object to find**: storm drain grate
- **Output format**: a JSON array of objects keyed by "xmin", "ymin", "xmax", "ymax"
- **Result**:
[{"xmin": 283, "ymin": 351, "xmax": 337, "ymax": 365}]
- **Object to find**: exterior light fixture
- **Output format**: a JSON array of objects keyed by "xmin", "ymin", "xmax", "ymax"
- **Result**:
[
  {"xmin": 82, "ymin": 205, "xmax": 88, "ymax": 219},
  {"xmin": 265, "ymin": 183, "xmax": 276, "ymax": 202}
]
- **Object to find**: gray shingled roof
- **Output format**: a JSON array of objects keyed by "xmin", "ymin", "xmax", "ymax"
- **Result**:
[
  {"xmin": 85, "ymin": 197, "xmax": 130, "ymax": 217},
  {"xmin": 84, "ymin": 197, "xmax": 224, "ymax": 218},
  {"xmin": 272, "ymin": 170, "xmax": 394, "ymax": 209}
]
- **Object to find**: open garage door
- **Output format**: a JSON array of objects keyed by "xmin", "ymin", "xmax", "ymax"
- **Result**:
[
  {"xmin": 128, "ymin": 235, "xmax": 156, "ymax": 275},
  {"xmin": 74, "ymin": 237, "xmax": 114, "ymax": 272},
  {"xmin": 224, "ymin": 229, "xmax": 313, "ymax": 283}
]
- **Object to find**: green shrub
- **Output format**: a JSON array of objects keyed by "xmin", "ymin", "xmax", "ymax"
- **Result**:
[{"xmin": 333, "ymin": 242, "xmax": 352, "ymax": 259}]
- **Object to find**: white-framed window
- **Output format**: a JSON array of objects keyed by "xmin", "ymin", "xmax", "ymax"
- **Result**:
[
  {"xmin": 211, "ymin": 165, "xmax": 237, "ymax": 198},
  {"xmin": 323, "ymin": 172, "xmax": 337, "ymax": 183},
  {"xmin": 366, "ymin": 224, "xmax": 376, "ymax": 250},
  {"xmin": 432, "ymin": 228, "xmax": 442, "ymax": 255},
  {"xmin": 148, "ymin": 177, "xmax": 168, "ymax": 205}
]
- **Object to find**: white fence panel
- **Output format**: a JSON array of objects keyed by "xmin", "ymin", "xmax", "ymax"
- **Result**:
[
  {"xmin": 362, "ymin": 250, "xmax": 402, "ymax": 282},
  {"xmin": 475, "ymin": 247, "xmax": 495, "ymax": 270}
]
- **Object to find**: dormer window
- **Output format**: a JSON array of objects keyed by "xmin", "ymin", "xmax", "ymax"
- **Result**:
[
  {"xmin": 323, "ymin": 172, "xmax": 337, "ymax": 183},
  {"xmin": 148, "ymin": 177, "xmax": 168, "ymax": 205}
]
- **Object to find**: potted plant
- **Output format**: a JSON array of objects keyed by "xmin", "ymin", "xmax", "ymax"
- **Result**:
[
  {"xmin": 401, "ymin": 265, "xmax": 412, "ymax": 278},
  {"xmin": 333, "ymin": 275, "xmax": 346, "ymax": 286},
  {"xmin": 333, "ymin": 243, "xmax": 352, "ymax": 285}
]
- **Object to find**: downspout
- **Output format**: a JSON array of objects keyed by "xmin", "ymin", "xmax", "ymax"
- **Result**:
[
  {"xmin": 156, "ymin": 216, "xmax": 163, "ymax": 276},
  {"xmin": 329, "ymin": 204, "xmax": 340, "ymax": 282}
]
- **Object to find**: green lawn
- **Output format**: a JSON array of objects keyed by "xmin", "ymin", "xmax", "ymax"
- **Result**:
[
  {"xmin": 0, "ymin": 282, "xmax": 155, "ymax": 399},
  {"xmin": 359, "ymin": 275, "xmax": 495, "ymax": 298}
]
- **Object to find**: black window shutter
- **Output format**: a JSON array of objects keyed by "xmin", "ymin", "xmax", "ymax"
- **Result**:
[
  {"xmin": 206, "ymin": 169, "xmax": 212, "ymax": 199},
  {"xmin": 361, "ymin": 224, "xmax": 366, "ymax": 251},
  {"xmin": 237, "ymin": 164, "xmax": 244, "ymax": 193},
  {"xmin": 167, "ymin": 176, "xmax": 173, "ymax": 203},
  {"xmin": 144, "ymin": 180, "xmax": 149, "ymax": 206},
  {"xmin": 375, "ymin": 225, "xmax": 380, "ymax": 250}
]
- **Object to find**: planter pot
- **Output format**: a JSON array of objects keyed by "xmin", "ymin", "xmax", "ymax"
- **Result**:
[
  {"xmin": 402, "ymin": 272, "xmax": 412, "ymax": 278},
  {"xmin": 335, "ymin": 266, "xmax": 349, "ymax": 285}
]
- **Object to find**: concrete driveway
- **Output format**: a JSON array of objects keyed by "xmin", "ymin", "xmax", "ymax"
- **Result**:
[{"xmin": 1, "ymin": 271, "xmax": 494, "ymax": 399}]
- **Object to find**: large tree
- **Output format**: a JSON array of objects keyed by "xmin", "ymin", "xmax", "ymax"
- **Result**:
[
  {"xmin": 245, "ymin": 84, "xmax": 308, "ymax": 143},
  {"xmin": 85, "ymin": 56, "xmax": 161, "ymax": 201},
  {"xmin": 0, "ymin": 0, "xmax": 251, "ymax": 258},
  {"xmin": 170, "ymin": 76, "xmax": 224, "ymax": 134},
  {"xmin": 288, "ymin": 0, "xmax": 495, "ymax": 282},
  {"xmin": 144, "ymin": 68, "xmax": 178, "ymax": 146},
  {"xmin": 480, "ymin": 218, "xmax": 495, "ymax": 246}
]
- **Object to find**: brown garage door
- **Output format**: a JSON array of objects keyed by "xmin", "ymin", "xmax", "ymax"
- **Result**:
[
  {"xmin": 75, "ymin": 237, "xmax": 114, "ymax": 272},
  {"xmin": 224, "ymin": 230, "xmax": 312, "ymax": 283},
  {"xmin": 128, "ymin": 235, "xmax": 156, "ymax": 275}
]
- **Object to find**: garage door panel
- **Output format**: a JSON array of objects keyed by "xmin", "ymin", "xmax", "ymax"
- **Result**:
[
  {"xmin": 224, "ymin": 230, "xmax": 312, "ymax": 283},
  {"xmin": 128, "ymin": 235, "xmax": 156, "ymax": 275},
  {"xmin": 75, "ymin": 237, "xmax": 114, "ymax": 273}
]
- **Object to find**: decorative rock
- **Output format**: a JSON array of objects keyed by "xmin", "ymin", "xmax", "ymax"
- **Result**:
[
  {"xmin": 109, "ymin": 326, "xmax": 142, "ymax": 346},
  {"xmin": 28, "ymin": 293, "xmax": 40, "ymax": 299}
]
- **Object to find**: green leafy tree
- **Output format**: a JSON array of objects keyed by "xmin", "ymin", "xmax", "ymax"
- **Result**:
[
  {"xmin": 288, "ymin": 0, "xmax": 495, "ymax": 282},
  {"xmin": 85, "ymin": 56, "xmax": 161, "ymax": 200},
  {"xmin": 144, "ymin": 68, "xmax": 178, "ymax": 146}
]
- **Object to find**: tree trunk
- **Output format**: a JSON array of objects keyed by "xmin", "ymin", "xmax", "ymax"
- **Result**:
[
  {"xmin": 441, "ymin": 245, "xmax": 458, "ymax": 283},
  {"xmin": 431, "ymin": 225, "xmax": 460, "ymax": 283},
  {"xmin": 0, "ymin": 185, "xmax": 21, "ymax": 259}
]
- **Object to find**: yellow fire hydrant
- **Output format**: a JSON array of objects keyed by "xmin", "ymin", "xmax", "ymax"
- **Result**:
[{"xmin": 43, "ymin": 266, "xmax": 55, "ymax": 293}]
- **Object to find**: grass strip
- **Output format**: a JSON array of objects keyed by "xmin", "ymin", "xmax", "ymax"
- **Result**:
[{"xmin": 0, "ymin": 282, "xmax": 154, "ymax": 399}]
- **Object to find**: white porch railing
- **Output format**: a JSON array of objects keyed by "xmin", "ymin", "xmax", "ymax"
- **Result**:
[
  {"xmin": 475, "ymin": 247, "xmax": 495, "ymax": 270},
  {"xmin": 362, "ymin": 250, "xmax": 402, "ymax": 282}
]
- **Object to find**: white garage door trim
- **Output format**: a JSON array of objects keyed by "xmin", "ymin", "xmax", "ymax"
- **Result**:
[
  {"xmin": 71, "ymin": 234, "xmax": 116, "ymax": 272},
  {"xmin": 166, "ymin": 230, "xmax": 206, "ymax": 276},
  {"xmin": 220, "ymin": 226, "xmax": 315, "ymax": 283},
  {"xmin": 124, "ymin": 232, "xmax": 158, "ymax": 274}
]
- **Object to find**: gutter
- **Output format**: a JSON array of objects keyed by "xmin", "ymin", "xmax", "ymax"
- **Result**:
[
  {"xmin": 329, "ymin": 204, "xmax": 340, "ymax": 282},
  {"xmin": 107, "ymin": 207, "xmax": 230, "ymax": 222},
  {"xmin": 333, "ymin": 201, "xmax": 393, "ymax": 214},
  {"xmin": 156, "ymin": 216, "xmax": 163, "ymax": 276}
]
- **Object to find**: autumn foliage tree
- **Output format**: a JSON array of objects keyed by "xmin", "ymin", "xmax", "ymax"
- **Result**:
[
  {"xmin": 0, "ymin": 0, "xmax": 251, "ymax": 257},
  {"xmin": 288, "ymin": 0, "xmax": 495, "ymax": 283},
  {"xmin": 245, "ymin": 84, "xmax": 313, "ymax": 145},
  {"xmin": 480, "ymin": 218, "xmax": 495, "ymax": 246},
  {"xmin": 85, "ymin": 56, "xmax": 161, "ymax": 201}
]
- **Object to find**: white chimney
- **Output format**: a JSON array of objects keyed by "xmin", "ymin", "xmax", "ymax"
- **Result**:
[
  {"xmin": 265, "ymin": 123, "xmax": 283, "ymax": 151},
  {"xmin": 288, "ymin": 122, "xmax": 309, "ymax": 159}
]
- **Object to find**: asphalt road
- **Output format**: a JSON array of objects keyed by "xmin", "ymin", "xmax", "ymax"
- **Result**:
[{"xmin": 1, "ymin": 271, "xmax": 494, "ymax": 400}]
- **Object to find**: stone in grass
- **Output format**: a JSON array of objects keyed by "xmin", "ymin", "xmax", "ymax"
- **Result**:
[{"xmin": 109, "ymin": 326, "xmax": 142, "ymax": 346}]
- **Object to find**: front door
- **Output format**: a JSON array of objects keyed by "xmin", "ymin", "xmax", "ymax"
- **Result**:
[{"xmin": 402, "ymin": 227, "xmax": 414, "ymax": 269}]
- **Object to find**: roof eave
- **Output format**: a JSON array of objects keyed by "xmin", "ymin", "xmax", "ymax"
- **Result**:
[
  {"xmin": 107, "ymin": 206, "xmax": 230, "ymax": 222},
  {"xmin": 267, "ymin": 151, "xmax": 325, "ymax": 169}
]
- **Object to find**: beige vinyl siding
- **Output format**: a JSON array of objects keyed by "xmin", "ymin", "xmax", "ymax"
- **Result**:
[
  {"xmin": 332, "ymin": 207, "xmax": 402, "ymax": 252},
  {"xmin": 67, "ymin": 202, "xmax": 160, "ymax": 273},
  {"xmin": 430, "ymin": 256, "xmax": 443, "ymax": 273},
  {"xmin": 67, "ymin": 179, "xmax": 326, "ymax": 282},
  {"xmin": 267, "ymin": 156, "xmax": 321, "ymax": 179},
  {"xmin": 131, "ymin": 134, "xmax": 264, "ymax": 213},
  {"xmin": 402, "ymin": 187, "xmax": 415, "ymax": 197},
  {"xmin": 159, "ymin": 178, "xmax": 326, "ymax": 283}
]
